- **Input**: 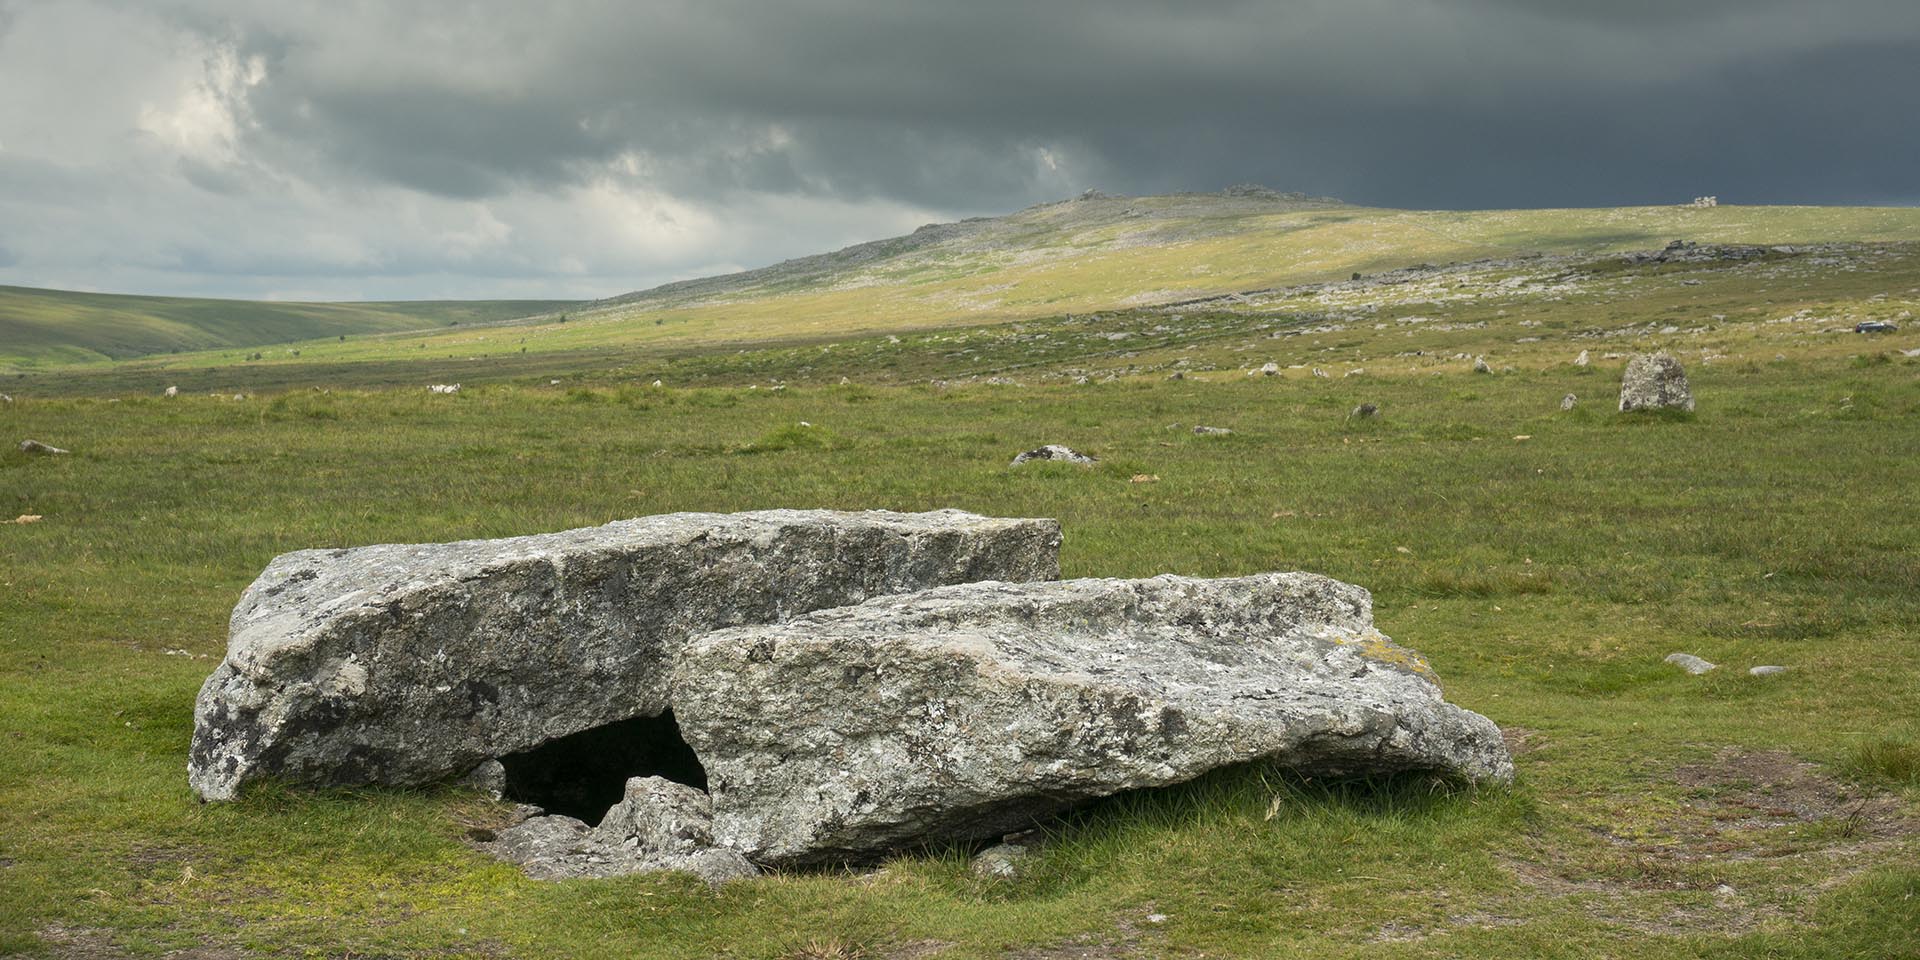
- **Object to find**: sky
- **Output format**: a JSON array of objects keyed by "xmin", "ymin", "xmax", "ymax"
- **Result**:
[{"xmin": 0, "ymin": 0, "xmax": 1916, "ymax": 302}]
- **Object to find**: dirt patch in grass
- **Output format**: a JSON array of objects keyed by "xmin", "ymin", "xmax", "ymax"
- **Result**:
[
  {"xmin": 1500, "ymin": 748, "xmax": 1920, "ymax": 937},
  {"xmin": 1663, "ymin": 748, "xmax": 1917, "ymax": 854},
  {"xmin": 1501, "ymin": 726, "xmax": 1549, "ymax": 757},
  {"xmin": 37, "ymin": 925, "xmax": 249, "ymax": 960}
]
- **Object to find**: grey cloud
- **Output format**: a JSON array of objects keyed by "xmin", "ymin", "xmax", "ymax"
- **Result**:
[{"xmin": 3, "ymin": 0, "xmax": 1916, "ymax": 300}]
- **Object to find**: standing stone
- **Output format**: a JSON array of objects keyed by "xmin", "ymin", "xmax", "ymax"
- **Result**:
[
  {"xmin": 1619, "ymin": 352, "xmax": 1695, "ymax": 412},
  {"xmin": 1573, "ymin": 350, "xmax": 1590, "ymax": 367},
  {"xmin": 188, "ymin": 509, "xmax": 1061, "ymax": 801},
  {"xmin": 1473, "ymin": 357, "xmax": 1493, "ymax": 374},
  {"xmin": 673, "ymin": 573, "xmax": 1514, "ymax": 866}
]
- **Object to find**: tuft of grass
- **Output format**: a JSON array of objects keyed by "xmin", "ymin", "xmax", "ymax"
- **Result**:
[{"xmin": 1839, "ymin": 737, "xmax": 1920, "ymax": 788}]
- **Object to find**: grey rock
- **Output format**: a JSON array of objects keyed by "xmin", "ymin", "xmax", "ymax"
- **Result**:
[
  {"xmin": 1665, "ymin": 652, "xmax": 1717, "ymax": 675},
  {"xmin": 1473, "ymin": 357, "xmax": 1493, "ymax": 374},
  {"xmin": 1165, "ymin": 371, "xmax": 1185, "ymax": 381},
  {"xmin": 1010, "ymin": 444, "xmax": 1096, "ymax": 467},
  {"xmin": 18, "ymin": 439, "xmax": 69, "ymax": 455},
  {"xmin": 461, "ymin": 759, "xmax": 508, "ymax": 800},
  {"xmin": 487, "ymin": 777, "xmax": 758, "ymax": 884},
  {"xmin": 1619, "ymin": 352, "xmax": 1694, "ymax": 412},
  {"xmin": 1560, "ymin": 393, "xmax": 1578, "ymax": 411},
  {"xmin": 1573, "ymin": 350, "xmax": 1590, "ymax": 367},
  {"xmin": 970, "ymin": 842, "xmax": 1035, "ymax": 879},
  {"xmin": 1192, "ymin": 425, "xmax": 1233, "ymax": 435},
  {"xmin": 189, "ymin": 509, "xmax": 1061, "ymax": 801},
  {"xmin": 164, "ymin": 386, "xmax": 179, "ymax": 398},
  {"xmin": 1349, "ymin": 403, "xmax": 1379, "ymax": 419},
  {"xmin": 1749, "ymin": 665, "xmax": 1787, "ymax": 677},
  {"xmin": 673, "ymin": 573, "xmax": 1513, "ymax": 866}
]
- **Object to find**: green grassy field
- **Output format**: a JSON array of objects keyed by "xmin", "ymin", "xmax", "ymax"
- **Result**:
[
  {"xmin": 2, "ymin": 205, "xmax": 1919, "ymax": 958},
  {"xmin": 0, "ymin": 286, "xmax": 578, "ymax": 368}
]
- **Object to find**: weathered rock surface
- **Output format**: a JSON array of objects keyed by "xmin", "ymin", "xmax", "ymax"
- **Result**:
[
  {"xmin": 487, "ymin": 777, "xmax": 757, "ymax": 884},
  {"xmin": 1620, "ymin": 352, "xmax": 1695, "ymax": 412},
  {"xmin": 1749, "ymin": 665, "xmax": 1788, "ymax": 677},
  {"xmin": 673, "ymin": 573, "xmax": 1513, "ymax": 866},
  {"xmin": 189, "ymin": 509, "xmax": 1061, "ymax": 801},
  {"xmin": 1560, "ymin": 393, "xmax": 1579, "ymax": 411},
  {"xmin": 1010, "ymin": 445, "xmax": 1096, "ymax": 467},
  {"xmin": 18, "ymin": 439, "xmax": 69, "ymax": 455}
]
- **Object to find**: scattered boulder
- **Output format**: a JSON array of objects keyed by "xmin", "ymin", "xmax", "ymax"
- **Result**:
[
  {"xmin": 164, "ymin": 386, "xmax": 179, "ymax": 398},
  {"xmin": 1619, "ymin": 352, "xmax": 1695, "ymax": 412},
  {"xmin": 188, "ymin": 509, "xmax": 1062, "ymax": 801},
  {"xmin": 1573, "ymin": 350, "xmax": 1590, "ymax": 367},
  {"xmin": 1166, "ymin": 371, "xmax": 1185, "ymax": 381},
  {"xmin": 1666, "ymin": 653, "xmax": 1717, "ymax": 675},
  {"xmin": 1473, "ymin": 357, "xmax": 1493, "ymax": 374},
  {"xmin": 1312, "ymin": 367, "xmax": 1330, "ymax": 379},
  {"xmin": 428, "ymin": 384, "xmax": 461, "ymax": 395},
  {"xmin": 1560, "ymin": 393, "xmax": 1578, "ymax": 411},
  {"xmin": 1010, "ymin": 445, "xmax": 1097, "ymax": 467},
  {"xmin": 1, "ymin": 394, "xmax": 11, "ymax": 404},
  {"xmin": 1749, "ymin": 665, "xmax": 1788, "ymax": 677},
  {"xmin": 1253, "ymin": 362, "xmax": 1280, "ymax": 377},
  {"xmin": 18, "ymin": 440, "xmax": 69, "ymax": 455},
  {"xmin": 1192, "ymin": 425, "xmax": 1233, "ymax": 436},
  {"xmin": 673, "ymin": 573, "xmax": 1514, "ymax": 866},
  {"xmin": 1350, "ymin": 403, "xmax": 1379, "ymax": 419}
]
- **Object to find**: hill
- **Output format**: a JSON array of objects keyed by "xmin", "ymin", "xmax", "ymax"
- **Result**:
[{"xmin": 0, "ymin": 285, "xmax": 578, "ymax": 368}]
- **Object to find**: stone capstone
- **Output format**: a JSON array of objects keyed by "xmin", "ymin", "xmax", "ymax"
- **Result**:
[
  {"xmin": 1619, "ymin": 352, "xmax": 1695, "ymax": 412},
  {"xmin": 188, "ymin": 509, "xmax": 1062, "ymax": 801},
  {"xmin": 672, "ymin": 573, "xmax": 1514, "ymax": 866}
]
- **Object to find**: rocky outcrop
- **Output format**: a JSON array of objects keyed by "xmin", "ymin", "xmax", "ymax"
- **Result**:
[
  {"xmin": 673, "ymin": 573, "xmax": 1513, "ymax": 866},
  {"xmin": 1619, "ymin": 352, "xmax": 1694, "ymax": 412},
  {"xmin": 189, "ymin": 509, "xmax": 1061, "ymax": 801}
]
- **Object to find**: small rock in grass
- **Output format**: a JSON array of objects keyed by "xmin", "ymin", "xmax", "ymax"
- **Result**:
[
  {"xmin": 1749, "ymin": 665, "xmax": 1788, "ymax": 677},
  {"xmin": 1349, "ymin": 403, "xmax": 1379, "ymax": 419},
  {"xmin": 1255, "ymin": 362, "xmax": 1280, "ymax": 377},
  {"xmin": 1574, "ymin": 350, "xmax": 1590, "ymax": 367},
  {"xmin": 1312, "ymin": 367, "xmax": 1330, "ymax": 379},
  {"xmin": 1010, "ymin": 445, "xmax": 1097, "ymax": 467},
  {"xmin": 969, "ymin": 842, "xmax": 1034, "ymax": 879},
  {"xmin": 1665, "ymin": 652, "xmax": 1717, "ymax": 675},
  {"xmin": 164, "ymin": 386, "xmax": 178, "ymax": 398},
  {"xmin": 18, "ymin": 439, "xmax": 69, "ymax": 455},
  {"xmin": 428, "ymin": 383, "xmax": 461, "ymax": 395},
  {"xmin": 1561, "ymin": 393, "xmax": 1578, "ymax": 411},
  {"xmin": 12, "ymin": 515, "xmax": 43, "ymax": 525},
  {"xmin": 1166, "ymin": 371, "xmax": 1185, "ymax": 381},
  {"xmin": 1473, "ymin": 357, "xmax": 1493, "ymax": 374},
  {"xmin": 1193, "ymin": 425, "xmax": 1233, "ymax": 435}
]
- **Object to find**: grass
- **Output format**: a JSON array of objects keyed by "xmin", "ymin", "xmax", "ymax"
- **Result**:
[
  {"xmin": 2, "ymin": 209, "xmax": 1919, "ymax": 957},
  {"xmin": 0, "ymin": 285, "xmax": 578, "ymax": 367}
]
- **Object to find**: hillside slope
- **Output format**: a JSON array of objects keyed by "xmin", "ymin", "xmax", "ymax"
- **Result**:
[
  {"xmin": 17, "ymin": 189, "xmax": 1920, "ymax": 377},
  {"xmin": 0, "ymin": 286, "xmax": 577, "ymax": 367}
]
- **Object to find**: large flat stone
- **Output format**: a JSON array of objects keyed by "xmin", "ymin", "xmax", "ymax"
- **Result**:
[
  {"xmin": 673, "ymin": 573, "xmax": 1513, "ymax": 866},
  {"xmin": 189, "ymin": 509, "xmax": 1060, "ymax": 801}
]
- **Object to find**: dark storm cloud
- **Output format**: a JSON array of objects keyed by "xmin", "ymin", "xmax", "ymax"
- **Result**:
[
  {"xmin": 193, "ymin": 0, "xmax": 1918, "ymax": 208},
  {"xmin": 2, "ymin": 0, "xmax": 1915, "ymax": 299}
]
